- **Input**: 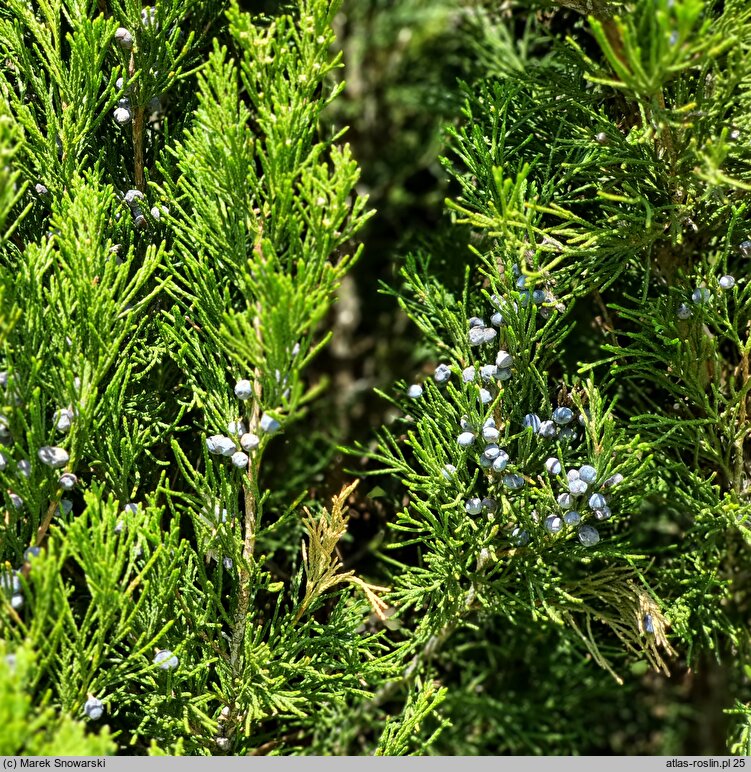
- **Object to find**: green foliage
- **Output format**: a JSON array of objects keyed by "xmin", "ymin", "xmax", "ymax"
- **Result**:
[
  {"xmin": 728, "ymin": 699, "xmax": 751, "ymax": 756},
  {"xmin": 0, "ymin": 643, "xmax": 115, "ymax": 755},
  {"xmin": 2, "ymin": 0, "xmax": 751, "ymax": 757},
  {"xmin": 352, "ymin": 0, "xmax": 751, "ymax": 756},
  {"xmin": 0, "ymin": 0, "xmax": 391, "ymax": 756}
]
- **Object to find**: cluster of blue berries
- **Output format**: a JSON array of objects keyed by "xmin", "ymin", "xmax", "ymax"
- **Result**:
[
  {"xmin": 1, "ymin": 372, "xmax": 80, "ymax": 509},
  {"xmin": 205, "ymin": 380, "xmax": 282, "ymax": 469},
  {"xmin": 520, "ymin": 406, "xmax": 582, "ymax": 443},
  {"xmin": 124, "ymin": 189, "xmax": 146, "ymax": 228},
  {"xmin": 407, "ymin": 264, "xmax": 559, "ymax": 401},
  {"xmin": 454, "ymin": 404, "xmax": 612, "ymax": 549},
  {"xmin": 402, "ymin": 268, "xmax": 624, "ymax": 551},
  {"xmin": 1, "ymin": 546, "xmax": 41, "ymax": 611},
  {"xmin": 455, "ymin": 414, "xmax": 524, "ymax": 491},
  {"xmin": 544, "ymin": 460, "xmax": 624, "ymax": 547},
  {"xmin": 112, "ymin": 14, "xmax": 163, "ymax": 127},
  {"xmin": 122, "ymin": 188, "xmax": 168, "ymax": 229},
  {"xmin": 408, "ymin": 341, "xmax": 515, "ymax": 407},
  {"xmin": 676, "ymin": 246, "xmax": 744, "ymax": 320},
  {"xmin": 112, "ymin": 28, "xmax": 134, "ymax": 125}
]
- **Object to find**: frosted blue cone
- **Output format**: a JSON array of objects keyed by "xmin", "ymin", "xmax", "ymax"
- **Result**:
[
  {"xmin": 24, "ymin": 546, "xmax": 41, "ymax": 562},
  {"xmin": 154, "ymin": 650, "xmax": 179, "ymax": 669},
  {"xmin": 240, "ymin": 433, "xmax": 260, "ymax": 451},
  {"xmin": 503, "ymin": 473, "xmax": 524, "ymax": 490},
  {"xmin": 207, "ymin": 435, "xmax": 236, "ymax": 456},
  {"xmin": 496, "ymin": 351, "xmax": 513, "ymax": 369},
  {"xmin": 538, "ymin": 420, "xmax": 556, "ymax": 438},
  {"xmin": 465, "ymin": 498, "xmax": 482, "ymax": 515},
  {"xmin": 38, "ymin": 446, "xmax": 69, "ymax": 468},
  {"xmin": 482, "ymin": 425, "xmax": 500, "ymax": 442},
  {"xmin": 114, "ymin": 27, "xmax": 133, "ymax": 49},
  {"xmin": 227, "ymin": 420, "xmax": 246, "ymax": 437},
  {"xmin": 480, "ymin": 364, "xmax": 498, "ymax": 382},
  {"xmin": 483, "ymin": 444, "xmax": 501, "ymax": 460},
  {"xmin": 231, "ymin": 451, "xmax": 249, "ymax": 468},
  {"xmin": 124, "ymin": 189, "xmax": 144, "ymax": 206},
  {"xmin": 57, "ymin": 472, "xmax": 78, "ymax": 491},
  {"xmin": 434, "ymin": 363, "xmax": 452, "ymax": 383},
  {"xmin": 492, "ymin": 452, "xmax": 509, "ymax": 472},
  {"xmin": 84, "ymin": 697, "xmax": 104, "ymax": 721},
  {"xmin": 552, "ymin": 407, "xmax": 573, "ymax": 425},
  {"xmin": 691, "ymin": 287, "xmax": 711, "ymax": 304},
  {"xmin": 235, "ymin": 379, "xmax": 252, "ymax": 399},
  {"xmin": 457, "ymin": 432, "xmax": 475, "ymax": 447},
  {"xmin": 260, "ymin": 414, "xmax": 281, "ymax": 434},
  {"xmin": 441, "ymin": 464, "xmax": 457, "ymax": 480},
  {"xmin": 602, "ymin": 473, "xmax": 624, "ymax": 488},
  {"xmin": 114, "ymin": 107, "xmax": 132, "ymax": 125},
  {"xmin": 469, "ymin": 327, "xmax": 487, "ymax": 346},
  {"xmin": 577, "ymin": 525, "xmax": 600, "ymax": 546},
  {"xmin": 569, "ymin": 479, "xmax": 588, "ymax": 495}
]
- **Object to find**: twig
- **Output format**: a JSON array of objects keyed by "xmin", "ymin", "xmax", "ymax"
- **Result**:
[
  {"xmin": 733, "ymin": 346, "xmax": 749, "ymax": 494},
  {"xmin": 248, "ymin": 731, "xmax": 305, "ymax": 756},
  {"xmin": 128, "ymin": 52, "xmax": 146, "ymax": 191},
  {"xmin": 224, "ymin": 231, "xmax": 266, "ymax": 749},
  {"xmin": 35, "ymin": 495, "xmax": 61, "ymax": 547},
  {"xmin": 229, "ymin": 366, "xmax": 262, "ymax": 670},
  {"xmin": 132, "ymin": 106, "xmax": 146, "ymax": 191}
]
